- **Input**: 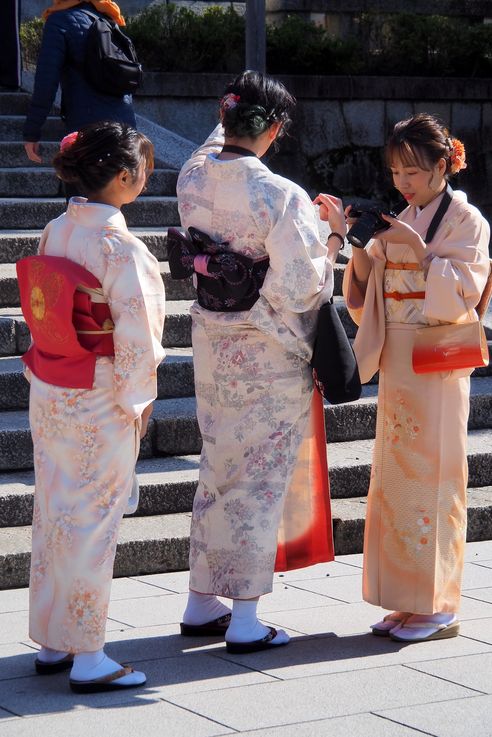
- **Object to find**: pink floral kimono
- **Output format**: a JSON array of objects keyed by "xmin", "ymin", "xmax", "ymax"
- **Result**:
[
  {"xmin": 177, "ymin": 126, "xmax": 335, "ymax": 599},
  {"xmin": 343, "ymin": 189, "xmax": 490, "ymax": 614},
  {"xmin": 28, "ymin": 198, "xmax": 165, "ymax": 653}
]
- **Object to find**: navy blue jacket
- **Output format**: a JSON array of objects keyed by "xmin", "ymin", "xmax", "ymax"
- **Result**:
[{"xmin": 23, "ymin": 3, "xmax": 136, "ymax": 142}]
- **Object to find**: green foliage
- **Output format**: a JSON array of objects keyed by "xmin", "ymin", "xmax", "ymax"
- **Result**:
[
  {"xmin": 19, "ymin": 6, "xmax": 492, "ymax": 77},
  {"xmin": 266, "ymin": 16, "xmax": 361, "ymax": 75},
  {"xmin": 126, "ymin": 4, "xmax": 244, "ymax": 73},
  {"xmin": 19, "ymin": 17, "xmax": 43, "ymax": 69},
  {"xmin": 359, "ymin": 13, "xmax": 492, "ymax": 77}
]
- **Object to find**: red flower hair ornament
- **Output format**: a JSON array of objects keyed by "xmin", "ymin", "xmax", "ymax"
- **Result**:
[{"xmin": 60, "ymin": 131, "xmax": 79, "ymax": 152}]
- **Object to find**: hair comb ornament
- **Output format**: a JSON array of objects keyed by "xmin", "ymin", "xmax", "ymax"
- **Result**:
[
  {"xmin": 59, "ymin": 131, "xmax": 79, "ymax": 152},
  {"xmin": 220, "ymin": 93, "xmax": 240, "ymax": 111}
]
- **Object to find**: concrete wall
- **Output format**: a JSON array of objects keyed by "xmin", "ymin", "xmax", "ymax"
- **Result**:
[{"xmin": 134, "ymin": 73, "xmax": 492, "ymax": 224}]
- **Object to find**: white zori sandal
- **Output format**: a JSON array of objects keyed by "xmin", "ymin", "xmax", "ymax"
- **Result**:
[
  {"xmin": 390, "ymin": 614, "xmax": 460, "ymax": 643},
  {"xmin": 371, "ymin": 611, "xmax": 412, "ymax": 637}
]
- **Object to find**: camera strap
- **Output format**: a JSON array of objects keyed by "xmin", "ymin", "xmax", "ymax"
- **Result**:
[{"xmin": 424, "ymin": 184, "xmax": 453, "ymax": 244}]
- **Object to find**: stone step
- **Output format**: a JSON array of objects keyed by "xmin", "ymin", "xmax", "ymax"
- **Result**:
[
  {"xmin": 0, "ymin": 116, "xmax": 65, "ymax": 142},
  {"xmin": 0, "ymin": 299, "xmax": 193, "ymax": 357},
  {"xmin": 330, "ymin": 486, "xmax": 492, "ymax": 558},
  {"xmin": 2, "ymin": 485, "xmax": 492, "ymax": 589},
  {"xmin": 0, "ymin": 167, "xmax": 179, "ymax": 198},
  {"xmin": 0, "ymin": 512, "xmax": 192, "ymax": 589},
  {"xmin": 0, "ymin": 92, "xmax": 31, "ymax": 115},
  {"xmin": 0, "ymin": 262, "xmax": 346, "ymax": 308},
  {"xmin": 0, "ymin": 196, "xmax": 180, "ymax": 229},
  {"xmin": 0, "ymin": 297, "xmax": 354, "ymax": 356},
  {"xmin": 2, "ymin": 429, "xmax": 492, "ymax": 528},
  {"xmin": 0, "ymin": 261, "xmax": 196, "ymax": 307},
  {"xmin": 0, "ymin": 349, "xmax": 195, "ymax": 410},
  {"xmin": 0, "ymin": 386, "xmax": 491, "ymax": 472},
  {"xmin": 0, "ymin": 141, "xmax": 60, "ymax": 167},
  {"xmin": 0, "ymin": 228, "xmax": 346, "ymax": 295},
  {"xmin": 0, "ymin": 228, "xmax": 171, "ymax": 262}
]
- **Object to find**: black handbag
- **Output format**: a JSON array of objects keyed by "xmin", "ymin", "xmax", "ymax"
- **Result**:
[{"xmin": 311, "ymin": 299, "xmax": 361, "ymax": 404}]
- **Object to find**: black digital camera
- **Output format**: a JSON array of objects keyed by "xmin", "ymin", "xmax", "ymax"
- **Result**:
[{"xmin": 346, "ymin": 203, "xmax": 397, "ymax": 249}]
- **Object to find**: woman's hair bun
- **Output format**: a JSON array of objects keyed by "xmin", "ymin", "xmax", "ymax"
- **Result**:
[
  {"xmin": 52, "ymin": 121, "xmax": 154, "ymax": 195},
  {"xmin": 220, "ymin": 70, "xmax": 295, "ymax": 140}
]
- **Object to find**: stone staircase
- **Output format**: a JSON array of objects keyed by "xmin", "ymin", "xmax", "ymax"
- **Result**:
[{"xmin": 1, "ymin": 90, "xmax": 492, "ymax": 589}]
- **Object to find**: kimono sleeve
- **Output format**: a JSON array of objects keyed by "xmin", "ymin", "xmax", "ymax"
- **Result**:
[
  {"xmin": 423, "ymin": 207, "xmax": 490, "ymax": 323},
  {"xmin": 177, "ymin": 124, "xmax": 225, "ymax": 186},
  {"xmin": 100, "ymin": 233, "xmax": 166, "ymax": 419},
  {"xmin": 260, "ymin": 185, "xmax": 333, "ymax": 313}
]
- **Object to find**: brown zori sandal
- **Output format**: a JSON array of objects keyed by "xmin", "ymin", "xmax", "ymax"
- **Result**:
[{"xmin": 69, "ymin": 665, "xmax": 143, "ymax": 693}]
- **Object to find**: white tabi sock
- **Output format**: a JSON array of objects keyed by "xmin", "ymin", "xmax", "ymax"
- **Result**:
[
  {"xmin": 37, "ymin": 647, "xmax": 70, "ymax": 663},
  {"xmin": 71, "ymin": 649, "xmax": 146, "ymax": 686},
  {"xmin": 226, "ymin": 598, "xmax": 290, "ymax": 645},
  {"xmin": 182, "ymin": 590, "xmax": 231, "ymax": 626}
]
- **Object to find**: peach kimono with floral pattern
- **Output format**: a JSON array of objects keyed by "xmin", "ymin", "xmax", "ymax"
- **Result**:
[
  {"xmin": 177, "ymin": 126, "xmax": 335, "ymax": 599},
  {"xmin": 28, "ymin": 199, "xmax": 165, "ymax": 653},
  {"xmin": 343, "ymin": 189, "xmax": 490, "ymax": 614}
]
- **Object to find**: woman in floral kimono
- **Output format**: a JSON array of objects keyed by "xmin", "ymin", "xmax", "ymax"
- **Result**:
[
  {"xmin": 337, "ymin": 113, "xmax": 490, "ymax": 642},
  {"xmin": 21, "ymin": 122, "xmax": 165, "ymax": 690},
  {"xmin": 177, "ymin": 71, "xmax": 345, "ymax": 653}
]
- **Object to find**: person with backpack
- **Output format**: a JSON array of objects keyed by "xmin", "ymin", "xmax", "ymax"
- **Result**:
[{"xmin": 23, "ymin": 1, "xmax": 140, "ymax": 178}]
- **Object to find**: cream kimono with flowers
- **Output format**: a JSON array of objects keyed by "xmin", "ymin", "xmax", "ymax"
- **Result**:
[
  {"xmin": 343, "ymin": 190, "xmax": 490, "ymax": 614},
  {"xmin": 29, "ymin": 199, "xmax": 165, "ymax": 653},
  {"xmin": 177, "ymin": 126, "xmax": 334, "ymax": 598}
]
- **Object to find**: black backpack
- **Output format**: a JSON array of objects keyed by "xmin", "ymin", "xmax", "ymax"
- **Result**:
[{"xmin": 80, "ymin": 9, "xmax": 143, "ymax": 97}]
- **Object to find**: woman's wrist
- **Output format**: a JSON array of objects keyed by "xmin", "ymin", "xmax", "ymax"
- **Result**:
[
  {"xmin": 327, "ymin": 231, "xmax": 345, "ymax": 249},
  {"xmin": 411, "ymin": 233, "xmax": 427, "ymax": 264}
]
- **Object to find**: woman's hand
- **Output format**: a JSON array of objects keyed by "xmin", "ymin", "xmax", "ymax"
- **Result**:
[
  {"xmin": 313, "ymin": 193, "xmax": 346, "ymax": 235},
  {"xmin": 380, "ymin": 213, "xmax": 427, "ymax": 263},
  {"xmin": 24, "ymin": 142, "xmax": 42, "ymax": 164},
  {"xmin": 140, "ymin": 402, "xmax": 154, "ymax": 439}
]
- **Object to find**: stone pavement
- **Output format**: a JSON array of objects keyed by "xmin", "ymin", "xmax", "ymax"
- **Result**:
[{"xmin": 1, "ymin": 542, "xmax": 492, "ymax": 737}]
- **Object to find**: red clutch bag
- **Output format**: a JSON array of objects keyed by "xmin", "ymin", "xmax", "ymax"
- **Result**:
[
  {"xmin": 412, "ymin": 258, "xmax": 492, "ymax": 374},
  {"xmin": 412, "ymin": 320, "xmax": 489, "ymax": 374}
]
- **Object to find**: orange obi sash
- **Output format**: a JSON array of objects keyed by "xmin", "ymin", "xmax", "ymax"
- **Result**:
[
  {"xmin": 16, "ymin": 255, "xmax": 115, "ymax": 389},
  {"xmin": 385, "ymin": 261, "xmax": 422, "ymax": 271},
  {"xmin": 384, "ymin": 291, "xmax": 426, "ymax": 301}
]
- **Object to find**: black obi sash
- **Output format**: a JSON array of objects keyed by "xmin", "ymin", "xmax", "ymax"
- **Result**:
[{"xmin": 167, "ymin": 227, "xmax": 269, "ymax": 312}]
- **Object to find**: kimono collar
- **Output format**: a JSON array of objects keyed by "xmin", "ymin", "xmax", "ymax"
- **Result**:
[
  {"xmin": 402, "ymin": 188, "xmax": 449, "ymax": 238},
  {"xmin": 205, "ymin": 152, "xmax": 266, "ymax": 181},
  {"xmin": 66, "ymin": 197, "xmax": 128, "ymax": 230}
]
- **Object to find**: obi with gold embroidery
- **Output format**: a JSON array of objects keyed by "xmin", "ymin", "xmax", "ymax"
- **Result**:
[{"xmin": 16, "ymin": 255, "xmax": 115, "ymax": 389}]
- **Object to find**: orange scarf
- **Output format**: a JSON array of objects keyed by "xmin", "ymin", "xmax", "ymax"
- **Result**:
[{"xmin": 43, "ymin": 0, "xmax": 125, "ymax": 26}]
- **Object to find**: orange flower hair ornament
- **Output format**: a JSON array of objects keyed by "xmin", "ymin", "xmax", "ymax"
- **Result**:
[
  {"xmin": 60, "ymin": 131, "xmax": 79, "ymax": 152},
  {"xmin": 449, "ymin": 137, "xmax": 467, "ymax": 175}
]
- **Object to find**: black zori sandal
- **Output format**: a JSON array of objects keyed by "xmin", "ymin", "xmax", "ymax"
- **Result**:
[
  {"xmin": 226, "ymin": 627, "xmax": 286, "ymax": 654},
  {"xmin": 35, "ymin": 654, "xmax": 74, "ymax": 675},
  {"xmin": 69, "ymin": 665, "xmax": 144, "ymax": 693},
  {"xmin": 180, "ymin": 613, "xmax": 232, "ymax": 637}
]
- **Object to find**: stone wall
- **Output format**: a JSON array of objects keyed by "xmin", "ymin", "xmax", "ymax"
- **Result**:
[{"xmin": 135, "ymin": 73, "xmax": 492, "ymax": 224}]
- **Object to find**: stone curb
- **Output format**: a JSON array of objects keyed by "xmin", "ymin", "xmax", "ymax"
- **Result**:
[
  {"xmin": 0, "ymin": 196, "xmax": 180, "ymax": 229},
  {"xmin": 0, "ymin": 168, "xmax": 179, "ymax": 198},
  {"xmin": 2, "ymin": 488, "xmax": 492, "ymax": 589},
  {"xmin": 0, "ymin": 391, "xmax": 491, "ymax": 472}
]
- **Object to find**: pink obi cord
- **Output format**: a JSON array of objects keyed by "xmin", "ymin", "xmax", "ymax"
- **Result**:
[{"xmin": 194, "ymin": 254, "xmax": 210, "ymax": 276}]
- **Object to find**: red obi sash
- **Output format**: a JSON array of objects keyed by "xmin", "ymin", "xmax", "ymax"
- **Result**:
[{"xmin": 16, "ymin": 255, "xmax": 115, "ymax": 389}]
